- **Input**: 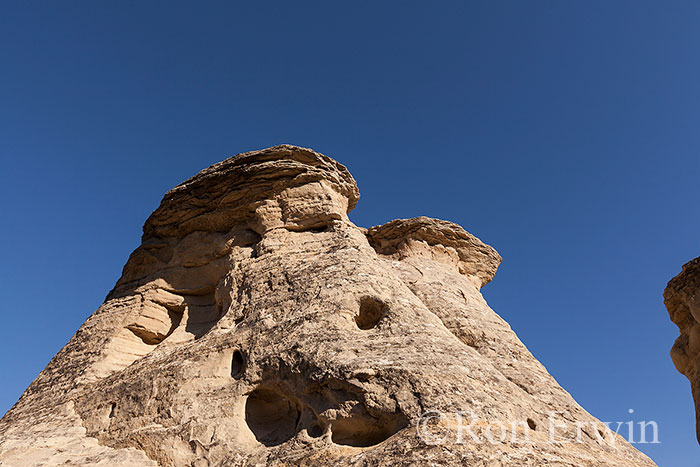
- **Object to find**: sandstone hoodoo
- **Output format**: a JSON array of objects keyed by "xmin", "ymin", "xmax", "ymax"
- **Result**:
[
  {"xmin": 0, "ymin": 145, "xmax": 655, "ymax": 466},
  {"xmin": 665, "ymin": 258, "xmax": 700, "ymax": 446}
]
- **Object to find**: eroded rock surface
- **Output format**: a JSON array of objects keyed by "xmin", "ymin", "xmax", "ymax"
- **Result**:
[
  {"xmin": 0, "ymin": 145, "xmax": 654, "ymax": 466},
  {"xmin": 665, "ymin": 257, "xmax": 700, "ymax": 445}
]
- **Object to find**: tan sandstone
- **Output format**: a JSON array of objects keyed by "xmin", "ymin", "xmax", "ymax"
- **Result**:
[
  {"xmin": 665, "ymin": 257, "xmax": 700, "ymax": 447},
  {"xmin": 0, "ymin": 145, "xmax": 655, "ymax": 466}
]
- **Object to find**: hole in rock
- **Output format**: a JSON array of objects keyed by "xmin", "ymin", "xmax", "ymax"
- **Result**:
[
  {"xmin": 331, "ymin": 414, "xmax": 407, "ymax": 447},
  {"xmin": 108, "ymin": 402, "xmax": 116, "ymax": 418},
  {"xmin": 245, "ymin": 387, "xmax": 301, "ymax": 446},
  {"xmin": 355, "ymin": 297, "xmax": 387, "ymax": 330},
  {"xmin": 308, "ymin": 422, "xmax": 325, "ymax": 438},
  {"xmin": 231, "ymin": 350, "xmax": 245, "ymax": 378},
  {"xmin": 527, "ymin": 418, "xmax": 537, "ymax": 430},
  {"xmin": 238, "ymin": 228, "xmax": 262, "ymax": 246}
]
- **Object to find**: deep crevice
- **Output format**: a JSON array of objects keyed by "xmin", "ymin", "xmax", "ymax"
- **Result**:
[
  {"xmin": 231, "ymin": 350, "xmax": 245, "ymax": 378},
  {"xmin": 284, "ymin": 223, "xmax": 332, "ymax": 233}
]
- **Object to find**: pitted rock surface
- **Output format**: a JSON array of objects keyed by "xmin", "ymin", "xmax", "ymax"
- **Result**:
[
  {"xmin": 665, "ymin": 257, "xmax": 700, "ymax": 446},
  {"xmin": 0, "ymin": 145, "xmax": 655, "ymax": 466}
]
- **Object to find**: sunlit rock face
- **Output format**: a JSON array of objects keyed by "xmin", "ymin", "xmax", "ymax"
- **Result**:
[
  {"xmin": 666, "ymin": 258, "xmax": 700, "ymax": 446},
  {"xmin": 0, "ymin": 145, "xmax": 655, "ymax": 466}
]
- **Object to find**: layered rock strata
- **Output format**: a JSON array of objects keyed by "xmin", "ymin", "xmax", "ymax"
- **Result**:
[{"xmin": 0, "ymin": 145, "xmax": 655, "ymax": 466}]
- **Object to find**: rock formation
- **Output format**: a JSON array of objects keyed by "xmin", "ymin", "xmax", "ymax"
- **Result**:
[
  {"xmin": 665, "ymin": 257, "xmax": 700, "ymax": 446},
  {"xmin": 0, "ymin": 145, "xmax": 655, "ymax": 466}
]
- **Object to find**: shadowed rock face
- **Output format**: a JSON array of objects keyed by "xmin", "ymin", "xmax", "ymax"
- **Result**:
[
  {"xmin": 0, "ymin": 145, "xmax": 654, "ymax": 466},
  {"xmin": 665, "ymin": 257, "xmax": 700, "ymax": 445}
]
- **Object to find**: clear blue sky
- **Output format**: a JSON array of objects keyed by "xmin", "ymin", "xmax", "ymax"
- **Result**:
[{"xmin": 1, "ymin": 2, "xmax": 699, "ymax": 465}]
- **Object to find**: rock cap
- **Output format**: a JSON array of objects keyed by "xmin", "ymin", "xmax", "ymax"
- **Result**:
[{"xmin": 143, "ymin": 144, "xmax": 360, "ymax": 239}]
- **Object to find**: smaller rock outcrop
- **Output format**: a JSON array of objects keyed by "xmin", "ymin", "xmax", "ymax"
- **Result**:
[
  {"xmin": 367, "ymin": 216, "xmax": 502, "ymax": 288},
  {"xmin": 665, "ymin": 257, "xmax": 700, "ymax": 444}
]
